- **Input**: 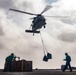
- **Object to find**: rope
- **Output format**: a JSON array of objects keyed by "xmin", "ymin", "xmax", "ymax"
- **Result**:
[{"xmin": 40, "ymin": 31, "xmax": 48, "ymax": 55}]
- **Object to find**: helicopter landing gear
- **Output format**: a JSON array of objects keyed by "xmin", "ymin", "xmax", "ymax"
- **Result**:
[
  {"xmin": 33, "ymin": 33, "xmax": 34, "ymax": 36},
  {"xmin": 44, "ymin": 25, "xmax": 46, "ymax": 28}
]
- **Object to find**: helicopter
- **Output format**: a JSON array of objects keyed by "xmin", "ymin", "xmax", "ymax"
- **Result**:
[
  {"xmin": 9, "ymin": 5, "xmax": 68, "ymax": 35},
  {"xmin": 9, "ymin": 5, "xmax": 52, "ymax": 35}
]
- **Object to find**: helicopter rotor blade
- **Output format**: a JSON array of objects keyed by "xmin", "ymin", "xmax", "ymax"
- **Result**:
[
  {"xmin": 40, "ymin": 5, "xmax": 52, "ymax": 15},
  {"xmin": 44, "ymin": 15, "xmax": 68, "ymax": 18},
  {"xmin": 9, "ymin": 8, "xmax": 37, "ymax": 15}
]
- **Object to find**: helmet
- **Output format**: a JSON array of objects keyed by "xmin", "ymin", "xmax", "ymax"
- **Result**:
[
  {"xmin": 65, "ymin": 53, "xmax": 68, "ymax": 55},
  {"xmin": 11, "ymin": 53, "xmax": 14, "ymax": 56}
]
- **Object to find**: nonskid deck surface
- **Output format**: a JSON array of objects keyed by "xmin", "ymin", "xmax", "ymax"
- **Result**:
[{"xmin": 0, "ymin": 69, "xmax": 76, "ymax": 75}]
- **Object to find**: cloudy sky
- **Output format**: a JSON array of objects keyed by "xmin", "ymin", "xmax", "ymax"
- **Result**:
[{"xmin": 0, "ymin": 0, "xmax": 76, "ymax": 69}]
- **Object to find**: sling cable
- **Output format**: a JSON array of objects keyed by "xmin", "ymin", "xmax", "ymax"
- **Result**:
[{"xmin": 40, "ymin": 31, "xmax": 52, "ymax": 62}]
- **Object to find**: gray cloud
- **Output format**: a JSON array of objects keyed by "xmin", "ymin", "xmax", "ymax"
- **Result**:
[
  {"xmin": 0, "ymin": 42, "xmax": 4, "ymax": 49},
  {"xmin": 44, "ymin": 0, "xmax": 58, "ymax": 4},
  {"xmin": 0, "ymin": 26, "xmax": 4, "ymax": 36},
  {"xmin": 0, "ymin": 0, "xmax": 14, "ymax": 9},
  {"xmin": 58, "ymin": 33, "xmax": 76, "ymax": 42},
  {"xmin": 19, "ymin": 1, "xmax": 33, "ymax": 10},
  {"xmin": 60, "ymin": 18, "xmax": 74, "ymax": 25},
  {"xmin": 60, "ymin": 11, "xmax": 76, "ymax": 25},
  {"xmin": 0, "ymin": 0, "xmax": 33, "ymax": 13}
]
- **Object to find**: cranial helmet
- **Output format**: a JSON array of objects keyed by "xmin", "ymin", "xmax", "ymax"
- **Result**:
[
  {"xmin": 65, "ymin": 53, "xmax": 68, "ymax": 55},
  {"xmin": 11, "ymin": 53, "xmax": 14, "ymax": 56}
]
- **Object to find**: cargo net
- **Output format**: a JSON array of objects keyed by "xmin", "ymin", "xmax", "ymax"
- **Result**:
[{"xmin": 40, "ymin": 32, "xmax": 52, "ymax": 62}]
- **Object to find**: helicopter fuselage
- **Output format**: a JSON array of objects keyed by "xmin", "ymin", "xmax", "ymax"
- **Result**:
[{"xmin": 32, "ymin": 14, "xmax": 46, "ymax": 31}]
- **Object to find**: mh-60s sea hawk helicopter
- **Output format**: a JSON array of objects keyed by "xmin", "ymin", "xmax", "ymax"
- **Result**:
[
  {"xmin": 9, "ymin": 5, "xmax": 52, "ymax": 35},
  {"xmin": 9, "ymin": 5, "xmax": 67, "ymax": 35}
]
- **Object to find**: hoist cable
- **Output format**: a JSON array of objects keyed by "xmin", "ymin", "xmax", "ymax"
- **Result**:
[{"xmin": 40, "ymin": 31, "xmax": 48, "ymax": 55}]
